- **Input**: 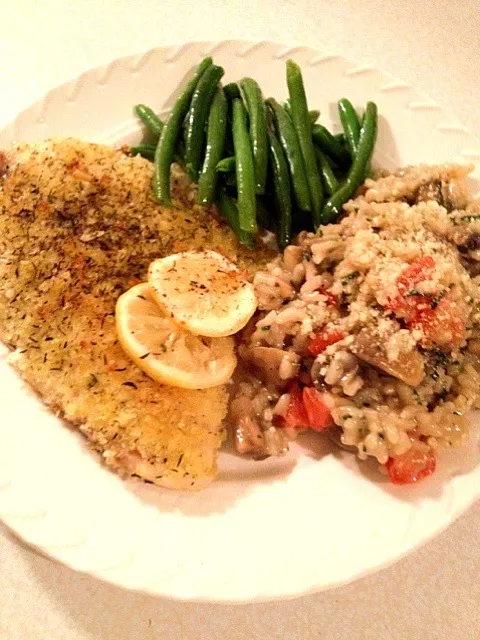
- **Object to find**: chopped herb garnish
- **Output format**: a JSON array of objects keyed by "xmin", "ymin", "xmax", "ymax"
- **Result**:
[
  {"xmin": 412, "ymin": 389, "xmax": 423, "ymax": 405},
  {"xmin": 87, "ymin": 373, "xmax": 98, "ymax": 388},
  {"xmin": 122, "ymin": 381, "xmax": 138, "ymax": 389},
  {"xmin": 342, "ymin": 414, "xmax": 352, "ymax": 420},
  {"xmin": 341, "ymin": 271, "xmax": 360, "ymax": 286},
  {"xmin": 152, "ymin": 344, "xmax": 167, "ymax": 355},
  {"xmin": 430, "ymin": 290, "xmax": 446, "ymax": 309},
  {"xmin": 437, "ymin": 387, "xmax": 448, "ymax": 401},
  {"xmin": 430, "ymin": 350, "xmax": 450, "ymax": 367},
  {"xmin": 261, "ymin": 325, "xmax": 271, "ymax": 331},
  {"xmin": 404, "ymin": 289, "xmax": 424, "ymax": 298},
  {"xmin": 139, "ymin": 352, "xmax": 150, "ymax": 360}
]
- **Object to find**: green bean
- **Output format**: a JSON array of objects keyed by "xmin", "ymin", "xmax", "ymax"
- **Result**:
[
  {"xmin": 322, "ymin": 101, "xmax": 378, "ymax": 223},
  {"xmin": 217, "ymin": 156, "xmax": 237, "ymax": 186},
  {"xmin": 197, "ymin": 87, "xmax": 228, "ymax": 205},
  {"xmin": 284, "ymin": 100, "xmax": 320, "ymax": 125},
  {"xmin": 134, "ymin": 104, "xmax": 164, "ymax": 138},
  {"xmin": 153, "ymin": 57, "xmax": 213, "ymax": 205},
  {"xmin": 286, "ymin": 59, "xmax": 324, "ymax": 229},
  {"xmin": 315, "ymin": 148, "xmax": 339, "ymax": 196},
  {"xmin": 360, "ymin": 111, "xmax": 374, "ymax": 179},
  {"xmin": 239, "ymin": 78, "xmax": 268, "ymax": 195},
  {"xmin": 266, "ymin": 97, "xmax": 311, "ymax": 212},
  {"xmin": 334, "ymin": 132, "xmax": 346, "ymax": 145},
  {"xmin": 223, "ymin": 118, "xmax": 234, "ymax": 159},
  {"xmin": 224, "ymin": 82, "xmax": 240, "ymax": 100},
  {"xmin": 232, "ymin": 98, "xmax": 257, "ymax": 233},
  {"xmin": 222, "ymin": 87, "xmax": 238, "ymax": 159},
  {"xmin": 323, "ymin": 153, "xmax": 338, "ymax": 170},
  {"xmin": 338, "ymin": 98, "xmax": 361, "ymax": 159},
  {"xmin": 216, "ymin": 156, "xmax": 235, "ymax": 172},
  {"xmin": 255, "ymin": 196, "xmax": 271, "ymax": 231},
  {"xmin": 312, "ymin": 125, "xmax": 350, "ymax": 170},
  {"xmin": 267, "ymin": 127, "xmax": 292, "ymax": 249},
  {"xmin": 308, "ymin": 109, "xmax": 321, "ymax": 125},
  {"xmin": 130, "ymin": 143, "xmax": 157, "ymax": 161},
  {"xmin": 184, "ymin": 64, "xmax": 225, "ymax": 180},
  {"xmin": 132, "ymin": 143, "xmax": 185, "ymax": 166},
  {"xmin": 216, "ymin": 189, "xmax": 255, "ymax": 249}
]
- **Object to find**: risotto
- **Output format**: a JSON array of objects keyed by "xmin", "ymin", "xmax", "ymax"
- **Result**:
[{"xmin": 232, "ymin": 163, "xmax": 480, "ymax": 484}]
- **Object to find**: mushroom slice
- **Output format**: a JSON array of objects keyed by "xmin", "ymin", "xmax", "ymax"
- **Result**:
[
  {"xmin": 230, "ymin": 396, "xmax": 266, "ymax": 457},
  {"xmin": 352, "ymin": 329, "xmax": 425, "ymax": 387}
]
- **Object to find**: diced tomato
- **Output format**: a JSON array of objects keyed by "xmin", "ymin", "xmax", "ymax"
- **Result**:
[
  {"xmin": 386, "ymin": 442, "xmax": 436, "ymax": 485},
  {"xmin": 318, "ymin": 287, "xmax": 338, "ymax": 307},
  {"xmin": 409, "ymin": 294, "xmax": 465, "ymax": 349},
  {"xmin": 386, "ymin": 256, "xmax": 436, "ymax": 322},
  {"xmin": 385, "ymin": 256, "xmax": 465, "ymax": 349},
  {"xmin": 277, "ymin": 384, "xmax": 332, "ymax": 432},
  {"xmin": 281, "ymin": 383, "xmax": 309, "ymax": 428},
  {"xmin": 302, "ymin": 387, "xmax": 333, "ymax": 432},
  {"xmin": 397, "ymin": 256, "xmax": 435, "ymax": 293},
  {"xmin": 387, "ymin": 293, "xmax": 430, "ymax": 323},
  {"xmin": 307, "ymin": 329, "xmax": 346, "ymax": 357}
]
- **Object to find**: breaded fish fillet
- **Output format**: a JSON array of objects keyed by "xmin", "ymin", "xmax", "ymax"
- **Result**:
[{"xmin": 0, "ymin": 139, "xmax": 272, "ymax": 490}]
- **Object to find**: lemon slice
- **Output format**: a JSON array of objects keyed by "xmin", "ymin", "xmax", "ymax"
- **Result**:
[
  {"xmin": 115, "ymin": 283, "xmax": 237, "ymax": 389},
  {"xmin": 148, "ymin": 250, "xmax": 257, "ymax": 337}
]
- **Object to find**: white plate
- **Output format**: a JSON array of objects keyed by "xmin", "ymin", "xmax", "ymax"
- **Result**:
[{"xmin": 1, "ymin": 40, "xmax": 480, "ymax": 603}]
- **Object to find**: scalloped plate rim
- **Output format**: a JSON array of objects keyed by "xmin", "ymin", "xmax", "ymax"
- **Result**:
[{"xmin": 0, "ymin": 39, "xmax": 479, "ymax": 603}]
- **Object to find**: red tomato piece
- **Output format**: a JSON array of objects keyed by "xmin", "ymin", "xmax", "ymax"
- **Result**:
[
  {"xmin": 302, "ymin": 387, "xmax": 332, "ymax": 432},
  {"xmin": 385, "ymin": 257, "xmax": 465, "ymax": 348},
  {"xmin": 386, "ymin": 256, "xmax": 436, "ymax": 322},
  {"xmin": 307, "ymin": 329, "xmax": 346, "ymax": 357},
  {"xmin": 408, "ymin": 295, "xmax": 465, "ymax": 349},
  {"xmin": 386, "ymin": 442, "xmax": 436, "ymax": 485},
  {"xmin": 281, "ymin": 383, "xmax": 309, "ymax": 429},
  {"xmin": 397, "ymin": 256, "xmax": 435, "ymax": 293},
  {"xmin": 318, "ymin": 287, "xmax": 338, "ymax": 307},
  {"xmin": 387, "ymin": 294, "xmax": 430, "ymax": 323},
  {"xmin": 404, "ymin": 302, "xmax": 435, "ymax": 329}
]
